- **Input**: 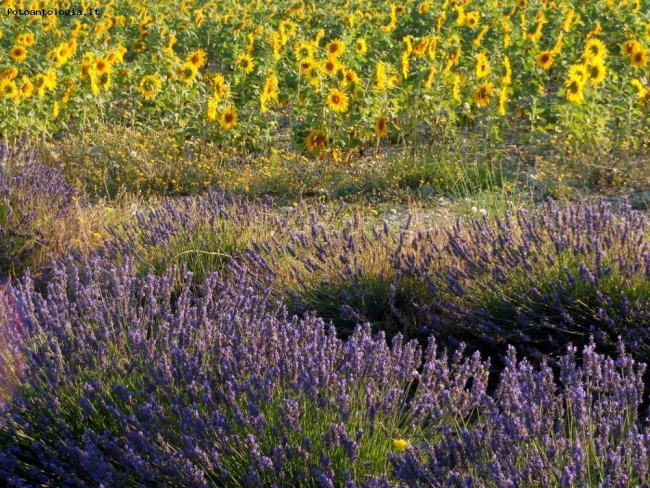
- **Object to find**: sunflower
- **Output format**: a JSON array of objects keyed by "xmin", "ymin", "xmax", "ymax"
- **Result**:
[
  {"xmin": 325, "ymin": 39, "xmax": 345, "ymax": 58},
  {"xmin": 561, "ymin": 10, "xmax": 575, "ymax": 33},
  {"xmin": 18, "ymin": 75, "xmax": 33, "ymax": 98},
  {"xmin": 305, "ymin": 129, "xmax": 326, "ymax": 154},
  {"xmin": 18, "ymin": 33, "xmax": 35, "ymax": 46},
  {"xmin": 454, "ymin": 6, "xmax": 466, "ymax": 25},
  {"xmin": 356, "ymin": 38, "xmax": 367, "ymax": 55},
  {"xmin": 631, "ymin": 79, "xmax": 650, "ymax": 109},
  {"xmin": 641, "ymin": 88, "xmax": 650, "ymax": 109},
  {"xmin": 475, "ymin": 52, "xmax": 490, "ymax": 78},
  {"xmin": 412, "ymin": 38, "xmax": 429, "ymax": 57},
  {"xmin": 52, "ymin": 43, "xmax": 72, "ymax": 65},
  {"xmin": 89, "ymin": 75, "xmax": 100, "ymax": 97},
  {"xmin": 584, "ymin": 38, "xmax": 607, "ymax": 62},
  {"xmin": 424, "ymin": 66, "xmax": 436, "ymax": 89},
  {"xmin": 552, "ymin": 33, "xmax": 564, "ymax": 54},
  {"xmin": 187, "ymin": 49, "xmax": 207, "ymax": 68},
  {"xmin": 322, "ymin": 58, "xmax": 340, "ymax": 77},
  {"xmin": 139, "ymin": 20, "xmax": 150, "ymax": 39},
  {"xmin": 623, "ymin": 40, "xmax": 641, "ymax": 56},
  {"xmin": 631, "ymin": 78, "xmax": 645, "ymax": 98},
  {"xmin": 452, "ymin": 74, "xmax": 461, "ymax": 102},
  {"xmin": 502, "ymin": 56, "xmax": 512, "ymax": 86},
  {"xmin": 132, "ymin": 41, "xmax": 147, "ymax": 53},
  {"xmin": 0, "ymin": 67, "xmax": 18, "ymax": 81},
  {"xmin": 298, "ymin": 57, "xmax": 313, "ymax": 74},
  {"xmin": 465, "ymin": 11, "xmax": 480, "ymax": 28},
  {"xmin": 236, "ymin": 53, "xmax": 255, "ymax": 74},
  {"xmin": 206, "ymin": 97, "xmax": 218, "ymax": 122},
  {"xmin": 45, "ymin": 69, "xmax": 57, "ymax": 91},
  {"xmin": 474, "ymin": 25, "xmax": 489, "ymax": 47},
  {"xmin": 294, "ymin": 40, "xmax": 315, "ymax": 61},
  {"xmin": 373, "ymin": 61, "xmax": 388, "ymax": 91},
  {"xmin": 418, "ymin": 2, "xmax": 430, "ymax": 15},
  {"xmin": 474, "ymin": 82, "xmax": 494, "ymax": 107},
  {"xmin": 280, "ymin": 19, "xmax": 297, "ymax": 38},
  {"xmin": 33, "ymin": 74, "xmax": 48, "ymax": 97},
  {"xmin": 177, "ymin": 63, "xmax": 198, "ymax": 85},
  {"xmin": 536, "ymin": 50, "xmax": 554, "ymax": 70},
  {"xmin": 564, "ymin": 76, "xmax": 583, "ymax": 103},
  {"xmin": 80, "ymin": 58, "xmax": 94, "ymax": 79},
  {"xmin": 61, "ymin": 81, "xmax": 75, "ymax": 104},
  {"xmin": 212, "ymin": 73, "xmax": 229, "ymax": 101},
  {"xmin": 401, "ymin": 52, "xmax": 410, "ymax": 79},
  {"xmin": 498, "ymin": 87, "xmax": 507, "ymax": 116},
  {"xmin": 403, "ymin": 36, "xmax": 413, "ymax": 55},
  {"xmin": 587, "ymin": 57, "xmax": 607, "ymax": 86},
  {"xmin": 260, "ymin": 71, "xmax": 279, "ymax": 112},
  {"xmin": 94, "ymin": 58, "xmax": 112, "ymax": 76},
  {"xmin": 527, "ymin": 15, "xmax": 547, "ymax": 43},
  {"xmin": 342, "ymin": 68, "xmax": 360, "ymax": 87},
  {"xmin": 306, "ymin": 65, "xmax": 321, "ymax": 88},
  {"xmin": 375, "ymin": 116, "xmax": 388, "ymax": 138},
  {"xmin": 587, "ymin": 22, "xmax": 602, "ymax": 39},
  {"xmin": 387, "ymin": 66, "xmax": 400, "ymax": 87},
  {"xmin": 630, "ymin": 48, "xmax": 648, "ymax": 68},
  {"xmin": 69, "ymin": 37, "xmax": 79, "ymax": 52},
  {"xmin": 220, "ymin": 107, "xmax": 237, "ymax": 130},
  {"xmin": 0, "ymin": 79, "xmax": 19, "ymax": 102},
  {"xmin": 9, "ymin": 46, "xmax": 27, "ymax": 62},
  {"xmin": 139, "ymin": 73, "xmax": 163, "ymax": 100},
  {"xmin": 326, "ymin": 88, "xmax": 348, "ymax": 113},
  {"xmin": 567, "ymin": 64, "xmax": 588, "ymax": 85}
]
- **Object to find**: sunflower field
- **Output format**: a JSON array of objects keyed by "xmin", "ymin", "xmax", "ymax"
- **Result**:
[{"xmin": 1, "ymin": 0, "xmax": 649, "ymax": 157}]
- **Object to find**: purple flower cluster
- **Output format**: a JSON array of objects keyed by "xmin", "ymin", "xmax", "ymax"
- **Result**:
[
  {"xmin": 389, "ymin": 341, "xmax": 650, "ymax": 487},
  {"xmin": 243, "ymin": 208, "xmax": 401, "ymax": 338},
  {"xmin": 0, "ymin": 141, "xmax": 76, "ymax": 278},
  {"xmin": 2, "ymin": 251, "xmax": 650, "ymax": 485},
  {"xmin": 0, "ymin": 255, "xmax": 422, "ymax": 485},
  {"xmin": 237, "ymin": 197, "xmax": 650, "ymax": 376},
  {"xmin": 99, "ymin": 192, "xmax": 650, "ymax": 393},
  {"xmin": 394, "ymin": 199, "xmax": 650, "ymax": 375},
  {"xmin": 101, "ymin": 190, "xmax": 346, "ymax": 286}
]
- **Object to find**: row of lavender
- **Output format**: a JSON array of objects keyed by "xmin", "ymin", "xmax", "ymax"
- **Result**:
[
  {"xmin": 102, "ymin": 186, "xmax": 650, "ymax": 370},
  {"xmin": 2, "ymin": 149, "xmax": 650, "ymax": 484},
  {"xmin": 0, "ymin": 142, "xmax": 76, "ymax": 278}
]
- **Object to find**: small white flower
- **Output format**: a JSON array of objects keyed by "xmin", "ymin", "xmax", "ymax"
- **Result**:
[
  {"xmin": 130, "ymin": 150, "xmax": 138, "ymax": 158},
  {"xmin": 471, "ymin": 206, "xmax": 478, "ymax": 213},
  {"xmin": 479, "ymin": 208, "xmax": 488, "ymax": 216}
]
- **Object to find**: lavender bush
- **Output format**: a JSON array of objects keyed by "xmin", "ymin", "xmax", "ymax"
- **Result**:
[
  {"xmin": 0, "ymin": 256, "xmax": 429, "ymax": 486},
  {"xmin": 242, "ymin": 210, "xmax": 412, "ymax": 339},
  {"xmin": 0, "ymin": 141, "xmax": 76, "ymax": 278},
  {"xmin": 99, "ymin": 192, "xmax": 650, "ymax": 365},
  {"xmin": 395, "ymin": 199, "xmax": 650, "ymax": 367},
  {"xmin": 2, "ymin": 253, "xmax": 650, "ymax": 486},
  {"xmin": 389, "ymin": 341, "xmax": 650, "ymax": 487},
  {"xmin": 102, "ymin": 191, "xmax": 347, "ymax": 286}
]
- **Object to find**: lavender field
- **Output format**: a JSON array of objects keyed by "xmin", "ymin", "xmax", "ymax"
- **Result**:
[
  {"xmin": 2, "ymin": 0, "xmax": 650, "ymax": 485},
  {"xmin": 2, "ymin": 139, "xmax": 650, "ymax": 486}
]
